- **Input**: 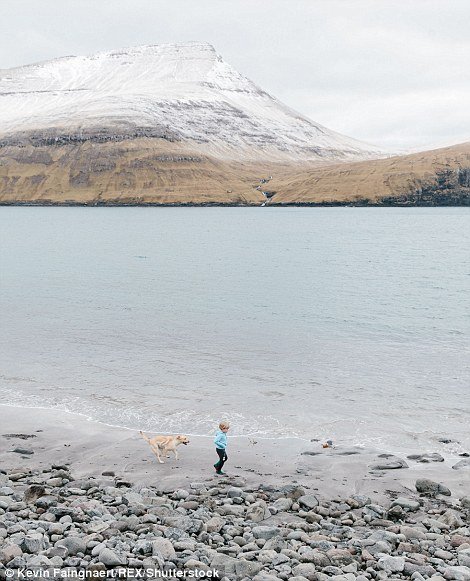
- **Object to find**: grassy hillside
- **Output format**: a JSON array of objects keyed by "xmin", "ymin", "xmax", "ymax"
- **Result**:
[
  {"xmin": 0, "ymin": 139, "xmax": 469, "ymax": 206},
  {"xmin": 267, "ymin": 142, "xmax": 470, "ymax": 206},
  {"xmin": 0, "ymin": 138, "xmax": 271, "ymax": 205}
]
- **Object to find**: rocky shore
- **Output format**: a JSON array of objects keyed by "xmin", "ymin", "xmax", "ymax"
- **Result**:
[
  {"xmin": 1, "ymin": 464, "xmax": 470, "ymax": 581},
  {"xmin": 1, "ymin": 407, "xmax": 469, "ymax": 580}
]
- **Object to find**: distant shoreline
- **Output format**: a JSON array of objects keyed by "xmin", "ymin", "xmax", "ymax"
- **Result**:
[{"xmin": 1, "ymin": 200, "xmax": 469, "ymax": 208}]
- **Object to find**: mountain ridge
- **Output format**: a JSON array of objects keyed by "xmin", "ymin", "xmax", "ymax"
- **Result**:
[
  {"xmin": 1, "ymin": 44, "xmax": 468, "ymax": 206},
  {"xmin": 0, "ymin": 42, "xmax": 384, "ymax": 163}
]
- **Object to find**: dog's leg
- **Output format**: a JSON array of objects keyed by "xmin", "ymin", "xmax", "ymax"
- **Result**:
[
  {"xmin": 173, "ymin": 449, "xmax": 179, "ymax": 460},
  {"xmin": 152, "ymin": 445, "xmax": 164, "ymax": 464}
]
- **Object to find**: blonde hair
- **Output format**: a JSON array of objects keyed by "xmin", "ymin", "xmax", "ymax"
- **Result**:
[{"xmin": 219, "ymin": 421, "xmax": 230, "ymax": 430}]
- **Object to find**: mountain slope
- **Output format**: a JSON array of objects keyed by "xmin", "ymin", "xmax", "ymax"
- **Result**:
[
  {"xmin": 0, "ymin": 42, "xmax": 383, "ymax": 163},
  {"xmin": 267, "ymin": 142, "xmax": 470, "ymax": 205},
  {"xmin": 0, "ymin": 139, "xmax": 273, "ymax": 205}
]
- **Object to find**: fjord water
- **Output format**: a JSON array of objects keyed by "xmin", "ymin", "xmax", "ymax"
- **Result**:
[{"xmin": 0, "ymin": 207, "xmax": 469, "ymax": 454}]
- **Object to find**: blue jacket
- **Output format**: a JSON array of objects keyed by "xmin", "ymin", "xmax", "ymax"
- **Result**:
[{"xmin": 214, "ymin": 430, "xmax": 227, "ymax": 449}]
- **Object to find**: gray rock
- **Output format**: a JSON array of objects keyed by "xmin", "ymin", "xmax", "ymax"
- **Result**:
[
  {"xmin": 404, "ymin": 563, "xmax": 437, "ymax": 577},
  {"xmin": 407, "ymin": 453, "xmax": 445, "ymax": 463},
  {"xmin": 123, "ymin": 491, "xmax": 144, "ymax": 505},
  {"xmin": 8, "ymin": 472, "xmax": 29, "ymax": 481},
  {"xmin": 299, "ymin": 547, "xmax": 330, "ymax": 567},
  {"xmin": 164, "ymin": 515, "xmax": 203, "ymax": 533},
  {"xmin": 211, "ymin": 553, "xmax": 263, "ymax": 580},
  {"xmin": 227, "ymin": 486, "xmax": 244, "ymax": 498},
  {"xmin": 57, "ymin": 536, "xmax": 87, "ymax": 556},
  {"xmin": 35, "ymin": 495, "xmax": 57, "ymax": 509},
  {"xmin": 416, "ymin": 478, "xmax": 451, "ymax": 496},
  {"xmin": 439, "ymin": 510, "xmax": 464, "ymax": 529},
  {"xmin": 370, "ymin": 456, "xmax": 408, "ymax": 470},
  {"xmin": 326, "ymin": 548, "xmax": 354, "ymax": 566},
  {"xmin": 205, "ymin": 516, "xmax": 225, "ymax": 533},
  {"xmin": 291, "ymin": 563, "xmax": 317, "ymax": 580},
  {"xmin": 217, "ymin": 504, "xmax": 245, "ymax": 517},
  {"xmin": 298, "ymin": 494, "xmax": 319, "ymax": 510},
  {"xmin": 0, "ymin": 544, "xmax": 23, "ymax": 564},
  {"xmin": 48, "ymin": 546, "xmax": 68, "ymax": 559},
  {"xmin": 443, "ymin": 566, "xmax": 470, "ymax": 581},
  {"xmin": 184, "ymin": 559, "xmax": 211, "ymax": 572},
  {"xmin": 0, "ymin": 486, "xmax": 14, "ymax": 495},
  {"xmin": 99, "ymin": 548, "xmax": 124, "ymax": 567},
  {"xmin": 26, "ymin": 555, "xmax": 53, "ymax": 567},
  {"xmin": 388, "ymin": 505, "xmax": 405, "ymax": 520},
  {"xmin": 273, "ymin": 484, "xmax": 305, "ymax": 500},
  {"xmin": 11, "ymin": 447, "xmax": 34, "ymax": 455},
  {"xmin": 453, "ymin": 459, "xmax": 470, "ymax": 471},
  {"xmin": 87, "ymin": 521, "xmax": 110, "ymax": 534},
  {"xmin": 151, "ymin": 538, "xmax": 176, "ymax": 561},
  {"xmin": 347, "ymin": 494, "xmax": 371, "ymax": 508},
  {"xmin": 451, "ymin": 534, "xmax": 469, "ymax": 548},
  {"xmin": 0, "ymin": 495, "xmax": 14, "ymax": 509},
  {"xmin": 263, "ymin": 536, "xmax": 286, "ymax": 553},
  {"xmin": 321, "ymin": 566, "xmax": 344, "ymax": 576},
  {"xmin": 23, "ymin": 485, "xmax": 46, "ymax": 503},
  {"xmin": 252, "ymin": 526, "xmax": 280, "ymax": 540},
  {"xmin": 65, "ymin": 487, "xmax": 87, "ymax": 496},
  {"xmin": 20, "ymin": 534, "xmax": 44, "ymax": 553},
  {"xmin": 435, "ymin": 549, "xmax": 454, "ymax": 561},
  {"xmin": 252, "ymin": 573, "xmax": 281, "ymax": 581},
  {"xmin": 246, "ymin": 501, "xmax": 269, "ymax": 522},
  {"xmin": 272, "ymin": 497, "xmax": 293, "ymax": 511},
  {"xmin": 363, "ymin": 504, "xmax": 386, "ymax": 519},
  {"xmin": 400, "ymin": 525, "xmax": 427, "ymax": 541},
  {"xmin": 391, "ymin": 497, "xmax": 420, "ymax": 511},
  {"xmin": 133, "ymin": 540, "xmax": 152, "ymax": 556},
  {"xmin": 459, "ymin": 550, "xmax": 470, "ymax": 568},
  {"xmin": 189, "ymin": 481, "xmax": 206, "ymax": 491},
  {"xmin": 378, "ymin": 556, "xmax": 405, "ymax": 572},
  {"xmin": 460, "ymin": 496, "xmax": 470, "ymax": 509}
]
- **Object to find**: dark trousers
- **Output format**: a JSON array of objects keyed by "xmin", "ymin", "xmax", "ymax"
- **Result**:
[{"xmin": 215, "ymin": 447, "xmax": 228, "ymax": 471}]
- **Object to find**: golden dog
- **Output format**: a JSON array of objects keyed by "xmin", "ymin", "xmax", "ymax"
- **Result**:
[{"xmin": 139, "ymin": 431, "xmax": 189, "ymax": 464}]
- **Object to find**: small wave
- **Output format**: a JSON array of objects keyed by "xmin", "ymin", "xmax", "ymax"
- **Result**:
[
  {"xmin": 1, "ymin": 384, "xmax": 468, "ymax": 455},
  {"xmin": 0, "ymin": 384, "xmax": 303, "ymax": 439}
]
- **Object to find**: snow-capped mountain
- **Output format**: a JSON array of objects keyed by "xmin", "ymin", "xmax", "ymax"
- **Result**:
[{"xmin": 0, "ymin": 43, "xmax": 383, "ymax": 161}]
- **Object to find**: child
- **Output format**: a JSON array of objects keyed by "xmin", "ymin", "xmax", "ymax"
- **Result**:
[{"xmin": 213, "ymin": 421, "xmax": 230, "ymax": 474}]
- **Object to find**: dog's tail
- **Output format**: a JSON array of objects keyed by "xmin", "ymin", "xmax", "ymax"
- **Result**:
[{"xmin": 139, "ymin": 430, "xmax": 151, "ymax": 443}]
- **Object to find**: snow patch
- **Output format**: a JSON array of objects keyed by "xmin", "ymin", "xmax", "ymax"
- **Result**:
[{"xmin": 0, "ymin": 43, "xmax": 385, "ymax": 161}]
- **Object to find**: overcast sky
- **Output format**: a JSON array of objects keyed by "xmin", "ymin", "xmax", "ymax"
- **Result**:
[{"xmin": 1, "ymin": 0, "xmax": 469, "ymax": 151}]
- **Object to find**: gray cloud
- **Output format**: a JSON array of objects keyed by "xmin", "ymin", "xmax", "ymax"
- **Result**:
[{"xmin": 1, "ymin": 0, "xmax": 469, "ymax": 151}]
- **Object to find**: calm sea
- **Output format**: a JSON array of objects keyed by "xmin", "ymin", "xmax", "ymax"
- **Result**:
[{"xmin": 0, "ymin": 207, "xmax": 469, "ymax": 454}]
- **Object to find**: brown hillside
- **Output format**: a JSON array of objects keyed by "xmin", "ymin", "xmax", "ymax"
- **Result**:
[
  {"xmin": 268, "ymin": 142, "xmax": 470, "ymax": 205},
  {"xmin": 0, "ymin": 140, "xmax": 469, "ymax": 206},
  {"xmin": 0, "ymin": 138, "xmax": 276, "ymax": 205}
]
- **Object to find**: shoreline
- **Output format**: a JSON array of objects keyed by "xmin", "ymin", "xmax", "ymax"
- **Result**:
[
  {"xmin": 1, "ymin": 201, "xmax": 470, "ymax": 207},
  {"xmin": 1, "ymin": 401, "xmax": 467, "ymax": 462},
  {"xmin": 1, "ymin": 405, "xmax": 469, "ymax": 579},
  {"xmin": 1, "ymin": 405, "xmax": 469, "ymax": 500}
]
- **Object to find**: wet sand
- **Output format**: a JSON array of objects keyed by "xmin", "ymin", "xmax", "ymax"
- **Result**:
[{"xmin": 1, "ymin": 405, "xmax": 469, "ymax": 500}]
